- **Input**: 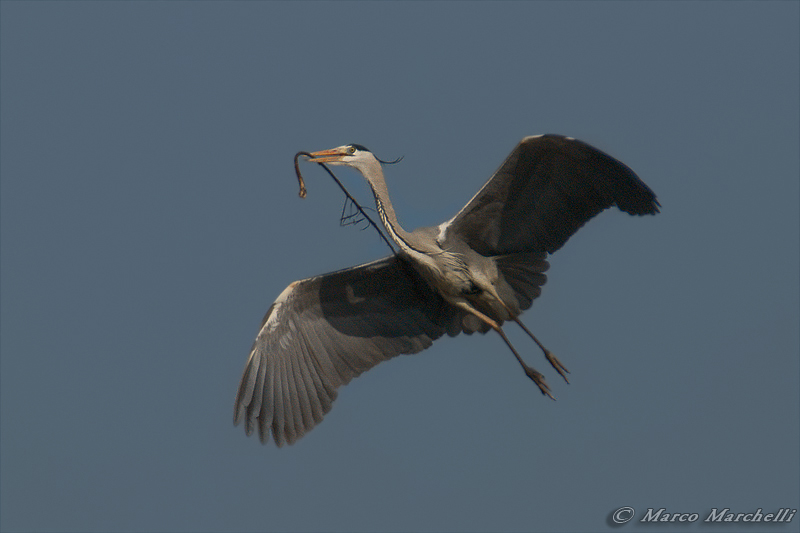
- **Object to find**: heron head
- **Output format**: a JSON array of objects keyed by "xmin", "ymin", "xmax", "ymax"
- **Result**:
[{"xmin": 306, "ymin": 144, "xmax": 374, "ymax": 168}]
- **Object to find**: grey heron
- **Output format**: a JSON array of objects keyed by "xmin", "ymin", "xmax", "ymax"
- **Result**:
[{"xmin": 234, "ymin": 134, "xmax": 659, "ymax": 446}]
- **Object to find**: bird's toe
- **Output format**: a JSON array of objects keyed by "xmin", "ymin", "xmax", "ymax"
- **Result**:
[
  {"xmin": 545, "ymin": 350, "xmax": 570, "ymax": 384},
  {"xmin": 525, "ymin": 367, "xmax": 555, "ymax": 400}
]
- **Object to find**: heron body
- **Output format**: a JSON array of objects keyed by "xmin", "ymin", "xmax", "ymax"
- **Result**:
[{"xmin": 235, "ymin": 134, "xmax": 659, "ymax": 446}]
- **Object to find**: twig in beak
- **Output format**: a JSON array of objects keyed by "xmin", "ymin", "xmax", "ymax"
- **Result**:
[
  {"xmin": 292, "ymin": 150, "xmax": 397, "ymax": 254},
  {"xmin": 294, "ymin": 151, "xmax": 311, "ymax": 198}
]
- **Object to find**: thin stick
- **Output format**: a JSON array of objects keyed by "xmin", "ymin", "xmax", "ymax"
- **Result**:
[
  {"xmin": 293, "ymin": 152, "xmax": 396, "ymax": 255},
  {"xmin": 294, "ymin": 151, "xmax": 309, "ymax": 198}
]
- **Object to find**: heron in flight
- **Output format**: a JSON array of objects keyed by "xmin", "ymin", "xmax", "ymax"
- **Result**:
[{"xmin": 235, "ymin": 134, "xmax": 659, "ymax": 446}]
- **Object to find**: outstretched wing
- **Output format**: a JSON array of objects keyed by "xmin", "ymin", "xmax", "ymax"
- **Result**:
[
  {"xmin": 442, "ymin": 135, "xmax": 660, "ymax": 256},
  {"xmin": 234, "ymin": 256, "xmax": 458, "ymax": 446}
]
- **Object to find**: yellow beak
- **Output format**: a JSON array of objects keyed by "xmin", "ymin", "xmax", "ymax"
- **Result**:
[{"xmin": 306, "ymin": 147, "xmax": 348, "ymax": 163}]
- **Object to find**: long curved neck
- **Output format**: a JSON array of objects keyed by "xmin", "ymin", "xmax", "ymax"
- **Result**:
[{"xmin": 359, "ymin": 159, "xmax": 427, "ymax": 255}]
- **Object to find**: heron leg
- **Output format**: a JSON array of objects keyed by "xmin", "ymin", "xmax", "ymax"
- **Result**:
[
  {"xmin": 458, "ymin": 305, "xmax": 555, "ymax": 400},
  {"xmin": 512, "ymin": 317, "xmax": 571, "ymax": 384},
  {"xmin": 494, "ymin": 325, "xmax": 555, "ymax": 400}
]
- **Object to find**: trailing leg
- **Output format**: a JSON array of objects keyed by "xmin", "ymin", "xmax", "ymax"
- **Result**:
[
  {"xmin": 457, "ymin": 304, "xmax": 555, "ymax": 399},
  {"xmin": 512, "ymin": 317, "xmax": 571, "ymax": 383}
]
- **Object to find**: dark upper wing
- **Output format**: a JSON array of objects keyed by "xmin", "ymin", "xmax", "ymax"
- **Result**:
[
  {"xmin": 442, "ymin": 135, "xmax": 660, "ymax": 256},
  {"xmin": 233, "ymin": 256, "xmax": 459, "ymax": 446}
]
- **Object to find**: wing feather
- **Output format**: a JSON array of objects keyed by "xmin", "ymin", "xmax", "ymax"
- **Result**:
[
  {"xmin": 274, "ymin": 352, "xmax": 291, "ymax": 444},
  {"xmin": 256, "ymin": 353, "xmax": 272, "ymax": 442},
  {"xmin": 284, "ymin": 346, "xmax": 304, "ymax": 442},
  {"xmin": 234, "ymin": 256, "xmax": 459, "ymax": 446},
  {"xmin": 445, "ymin": 134, "xmax": 659, "ymax": 256},
  {"xmin": 494, "ymin": 252, "xmax": 550, "ymax": 311},
  {"xmin": 294, "ymin": 333, "xmax": 325, "ymax": 425},
  {"xmin": 247, "ymin": 349, "xmax": 266, "ymax": 437}
]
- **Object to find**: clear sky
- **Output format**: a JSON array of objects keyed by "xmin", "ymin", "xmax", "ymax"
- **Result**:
[{"xmin": 1, "ymin": 2, "xmax": 798, "ymax": 532}]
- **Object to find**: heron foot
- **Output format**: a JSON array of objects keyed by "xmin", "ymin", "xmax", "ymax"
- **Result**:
[
  {"xmin": 545, "ymin": 350, "xmax": 570, "ymax": 384},
  {"xmin": 524, "ymin": 367, "xmax": 555, "ymax": 400}
]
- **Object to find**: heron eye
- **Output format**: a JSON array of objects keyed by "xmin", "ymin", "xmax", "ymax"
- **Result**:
[{"xmin": 347, "ymin": 146, "xmax": 356, "ymax": 155}]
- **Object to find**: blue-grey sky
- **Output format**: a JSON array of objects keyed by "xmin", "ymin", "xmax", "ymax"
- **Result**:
[{"xmin": 2, "ymin": 2, "xmax": 798, "ymax": 532}]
